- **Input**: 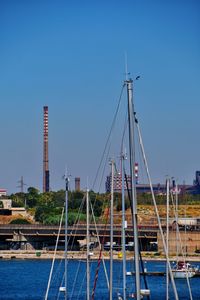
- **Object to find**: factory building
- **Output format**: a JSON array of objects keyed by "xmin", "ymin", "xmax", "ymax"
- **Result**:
[{"xmin": 105, "ymin": 170, "xmax": 200, "ymax": 195}]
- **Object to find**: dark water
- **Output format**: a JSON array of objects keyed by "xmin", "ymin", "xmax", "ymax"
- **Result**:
[{"xmin": 0, "ymin": 259, "xmax": 199, "ymax": 300}]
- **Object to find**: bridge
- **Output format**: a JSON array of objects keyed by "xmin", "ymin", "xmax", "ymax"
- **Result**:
[
  {"xmin": 0, "ymin": 223, "xmax": 158, "ymax": 251},
  {"xmin": 0, "ymin": 223, "xmax": 199, "ymax": 254}
]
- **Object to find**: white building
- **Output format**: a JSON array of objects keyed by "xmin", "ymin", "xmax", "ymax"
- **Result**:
[
  {"xmin": 0, "ymin": 189, "xmax": 7, "ymax": 197},
  {"xmin": 1, "ymin": 199, "xmax": 12, "ymax": 209}
]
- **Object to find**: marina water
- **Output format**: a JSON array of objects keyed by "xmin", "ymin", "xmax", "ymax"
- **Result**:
[{"xmin": 0, "ymin": 259, "xmax": 199, "ymax": 299}]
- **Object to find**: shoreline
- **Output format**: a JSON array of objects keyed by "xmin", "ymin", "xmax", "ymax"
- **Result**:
[{"xmin": 1, "ymin": 250, "xmax": 200, "ymax": 262}]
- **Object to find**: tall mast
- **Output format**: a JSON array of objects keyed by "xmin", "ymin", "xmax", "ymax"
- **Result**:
[
  {"xmin": 109, "ymin": 160, "xmax": 114, "ymax": 300},
  {"xmin": 64, "ymin": 172, "xmax": 69, "ymax": 300},
  {"xmin": 86, "ymin": 188, "xmax": 90, "ymax": 300},
  {"xmin": 166, "ymin": 178, "xmax": 170, "ymax": 300},
  {"xmin": 126, "ymin": 79, "xmax": 140, "ymax": 299},
  {"xmin": 121, "ymin": 152, "xmax": 127, "ymax": 300},
  {"xmin": 175, "ymin": 181, "xmax": 179, "ymax": 261}
]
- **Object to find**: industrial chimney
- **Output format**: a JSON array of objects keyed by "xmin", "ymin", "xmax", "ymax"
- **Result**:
[
  {"xmin": 43, "ymin": 106, "xmax": 50, "ymax": 192},
  {"xmin": 75, "ymin": 177, "xmax": 80, "ymax": 191}
]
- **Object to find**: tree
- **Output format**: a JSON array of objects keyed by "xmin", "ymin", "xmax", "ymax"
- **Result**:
[
  {"xmin": 40, "ymin": 192, "xmax": 53, "ymax": 206},
  {"xmin": 52, "ymin": 190, "xmax": 65, "ymax": 207},
  {"xmin": 26, "ymin": 187, "xmax": 41, "ymax": 207},
  {"xmin": 10, "ymin": 193, "xmax": 24, "ymax": 207}
]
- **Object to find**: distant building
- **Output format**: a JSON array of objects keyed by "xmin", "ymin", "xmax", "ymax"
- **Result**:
[
  {"xmin": 105, "ymin": 172, "xmax": 167, "ymax": 194},
  {"xmin": 105, "ymin": 170, "xmax": 200, "ymax": 195},
  {"xmin": 0, "ymin": 189, "xmax": 7, "ymax": 197},
  {"xmin": 0, "ymin": 199, "xmax": 26, "ymax": 216},
  {"xmin": 11, "ymin": 207, "xmax": 26, "ymax": 216},
  {"xmin": 0, "ymin": 199, "xmax": 12, "ymax": 215},
  {"xmin": 1, "ymin": 199, "xmax": 12, "ymax": 209},
  {"xmin": 194, "ymin": 171, "xmax": 200, "ymax": 186},
  {"xmin": 75, "ymin": 177, "xmax": 80, "ymax": 191},
  {"xmin": 185, "ymin": 171, "xmax": 200, "ymax": 195},
  {"xmin": 105, "ymin": 163, "xmax": 139, "ymax": 193}
]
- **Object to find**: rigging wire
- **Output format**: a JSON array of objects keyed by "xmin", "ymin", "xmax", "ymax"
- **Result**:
[
  {"xmin": 77, "ymin": 267, "xmax": 87, "ymax": 300},
  {"xmin": 44, "ymin": 207, "xmax": 65, "ymax": 300},
  {"xmin": 89, "ymin": 84, "xmax": 126, "ymax": 298},
  {"xmin": 91, "ymin": 200, "xmax": 110, "ymax": 299},
  {"xmin": 124, "ymin": 169, "xmax": 150, "ymax": 300},
  {"xmin": 68, "ymin": 195, "xmax": 86, "ymax": 251},
  {"xmin": 48, "ymin": 193, "xmax": 87, "ymax": 300},
  {"xmin": 170, "ymin": 188, "xmax": 193, "ymax": 300},
  {"xmin": 69, "ymin": 193, "xmax": 88, "ymax": 300},
  {"xmin": 98, "ymin": 141, "xmax": 112, "ymax": 193},
  {"xmin": 135, "ymin": 116, "xmax": 147, "ymax": 198},
  {"xmin": 69, "ymin": 196, "xmax": 86, "ymax": 299},
  {"xmin": 92, "ymin": 83, "xmax": 125, "ymax": 192},
  {"xmin": 51, "ymin": 195, "xmax": 86, "ymax": 299},
  {"xmin": 90, "ymin": 194, "xmax": 110, "ymax": 289},
  {"xmin": 135, "ymin": 112, "xmax": 179, "ymax": 300}
]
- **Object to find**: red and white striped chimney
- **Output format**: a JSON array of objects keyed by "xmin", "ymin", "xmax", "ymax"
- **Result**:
[{"xmin": 43, "ymin": 106, "xmax": 50, "ymax": 192}]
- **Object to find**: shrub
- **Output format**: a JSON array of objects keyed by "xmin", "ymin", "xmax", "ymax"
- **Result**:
[{"xmin": 10, "ymin": 218, "xmax": 31, "ymax": 224}]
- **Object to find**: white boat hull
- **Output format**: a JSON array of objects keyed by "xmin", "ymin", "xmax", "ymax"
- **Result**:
[{"xmin": 172, "ymin": 270, "xmax": 195, "ymax": 278}]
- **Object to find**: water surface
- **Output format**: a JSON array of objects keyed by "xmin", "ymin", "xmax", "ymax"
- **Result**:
[{"xmin": 0, "ymin": 259, "xmax": 199, "ymax": 299}]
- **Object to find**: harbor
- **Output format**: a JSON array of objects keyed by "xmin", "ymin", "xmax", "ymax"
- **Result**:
[
  {"xmin": 0, "ymin": 259, "xmax": 200, "ymax": 300},
  {"xmin": 0, "ymin": 1, "xmax": 199, "ymax": 299}
]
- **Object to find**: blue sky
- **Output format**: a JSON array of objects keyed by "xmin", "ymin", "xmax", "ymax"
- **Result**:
[{"xmin": 0, "ymin": 0, "xmax": 199, "ymax": 194}]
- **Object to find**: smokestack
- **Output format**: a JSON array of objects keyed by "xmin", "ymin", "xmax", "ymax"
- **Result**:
[
  {"xmin": 43, "ymin": 106, "xmax": 50, "ymax": 192},
  {"xmin": 75, "ymin": 177, "xmax": 80, "ymax": 191}
]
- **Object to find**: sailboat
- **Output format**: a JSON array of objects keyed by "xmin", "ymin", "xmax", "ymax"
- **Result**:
[
  {"xmin": 124, "ymin": 78, "xmax": 180, "ymax": 300},
  {"xmin": 172, "ymin": 261, "xmax": 196, "ymax": 279},
  {"xmin": 101, "ymin": 77, "xmax": 178, "ymax": 299},
  {"xmin": 45, "ymin": 173, "xmax": 93, "ymax": 300},
  {"xmin": 171, "ymin": 181, "xmax": 197, "ymax": 279},
  {"xmin": 45, "ymin": 76, "xmax": 180, "ymax": 300},
  {"xmin": 90, "ymin": 78, "xmax": 152, "ymax": 299}
]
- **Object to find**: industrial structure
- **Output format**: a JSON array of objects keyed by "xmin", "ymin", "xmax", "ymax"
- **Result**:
[
  {"xmin": 105, "ymin": 169, "xmax": 200, "ymax": 195},
  {"xmin": 43, "ymin": 106, "xmax": 50, "ymax": 192},
  {"xmin": 186, "ymin": 171, "xmax": 200, "ymax": 194},
  {"xmin": 17, "ymin": 176, "xmax": 27, "ymax": 193},
  {"xmin": 75, "ymin": 177, "xmax": 80, "ymax": 191},
  {"xmin": 105, "ymin": 163, "xmax": 140, "ymax": 193}
]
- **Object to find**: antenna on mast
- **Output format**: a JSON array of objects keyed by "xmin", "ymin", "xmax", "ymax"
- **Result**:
[{"xmin": 124, "ymin": 51, "xmax": 130, "ymax": 80}]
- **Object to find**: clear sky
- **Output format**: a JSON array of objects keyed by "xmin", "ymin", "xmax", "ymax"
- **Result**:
[{"xmin": 0, "ymin": 0, "xmax": 199, "ymax": 194}]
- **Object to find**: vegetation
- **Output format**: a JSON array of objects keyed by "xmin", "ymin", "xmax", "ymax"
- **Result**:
[
  {"xmin": 137, "ymin": 193, "xmax": 200, "ymax": 205},
  {"xmin": 7, "ymin": 186, "xmax": 200, "ymax": 226},
  {"xmin": 10, "ymin": 218, "xmax": 31, "ymax": 224},
  {"xmin": 9, "ymin": 187, "xmax": 106, "ymax": 226}
]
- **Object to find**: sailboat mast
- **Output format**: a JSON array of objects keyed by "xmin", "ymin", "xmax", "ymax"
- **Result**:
[
  {"xmin": 166, "ymin": 178, "xmax": 170, "ymax": 300},
  {"xmin": 64, "ymin": 173, "xmax": 69, "ymax": 300},
  {"xmin": 126, "ymin": 79, "xmax": 141, "ymax": 299},
  {"xmin": 175, "ymin": 181, "xmax": 179, "ymax": 260},
  {"xmin": 86, "ymin": 188, "xmax": 90, "ymax": 300},
  {"xmin": 121, "ymin": 152, "xmax": 127, "ymax": 300},
  {"xmin": 109, "ymin": 160, "xmax": 114, "ymax": 300}
]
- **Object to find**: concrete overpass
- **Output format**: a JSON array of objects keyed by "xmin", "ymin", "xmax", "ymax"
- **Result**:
[
  {"xmin": 1, "ymin": 223, "xmax": 199, "ymax": 254},
  {"xmin": 0, "ymin": 223, "xmax": 157, "ymax": 251}
]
